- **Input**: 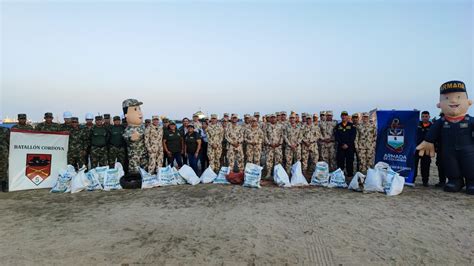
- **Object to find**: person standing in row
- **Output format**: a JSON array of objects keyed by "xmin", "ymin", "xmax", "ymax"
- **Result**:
[
  {"xmin": 244, "ymin": 117, "xmax": 265, "ymax": 165},
  {"xmin": 320, "ymin": 110, "xmax": 337, "ymax": 171},
  {"xmin": 226, "ymin": 114, "xmax": 244, "ymax": 172},
  {"xmin": 163, "ymin": 121, "xmax": 184, "ymax": 168},
  {"xmin": 35, "ymin": 112, "xmax": 61, "ymax": 132},
  {"xmin": 264, "ymin": 114, "xmax": 284, "ymax": 178},
  {"xmin": 301, "ymin": 116, "xmax": 322, "ymax": 173},
  {"xmin": 335, "ymin": 111, "xmax": 357, "ymax": 179},
  {"xmin": 284, "ymin": 114, "xmax": 302, "ymax": 173},
  {"xmin": 67, "ymin": 117, "xmax": 88, "ymax": 170},
  {"xmin": 355, "ymin": 112, "xmax": 377, "ymax": 173},
  {"xmin": 414, "ymin": 111, "xmax": 432, "ymax": 186},
  {"xmin": 12, "ymin": 114, "xmax": 33, "ymax": 130},
  {"xmin": 207, "ymin": 114, "xmax": 224, "ymax": 172},
  {"xmin": 200, "ymin": 121, "xmax": 209, "ymax": 170},
  {"xmin": 145, "ymin": 115, "xmax": 164, "ymax": 174},
  {"xmin": 90, "ymin": 115, "xmax": 109, "ymax": 167},
  {"xmin": 184, "ymin": 125, "xmax": 202, "ymax": 174},
  {"xmin": 60, "ymin": 111, "xmax": 73, "ymax": 131},
  {"xmin": 108, "ymin": 116, "xmax": 126, "ymax": 169}
]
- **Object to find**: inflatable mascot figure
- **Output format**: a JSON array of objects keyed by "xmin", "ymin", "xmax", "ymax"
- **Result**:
[{"xmin": 417, "ymin": 80, "xmax": 473, "ymax": 195}]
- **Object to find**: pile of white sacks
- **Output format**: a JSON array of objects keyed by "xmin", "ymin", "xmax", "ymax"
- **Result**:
[{"xmin": 51, "ymin": 161, "xmax": 404, "ymax": 196}]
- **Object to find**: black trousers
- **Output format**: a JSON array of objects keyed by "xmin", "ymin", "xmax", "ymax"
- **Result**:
[
  {"xmin": 436, "ymin": 153, "xmax": 446, "ymax": 184},
  {"xmin": 441, "ymin": 147, "xmax": 474, "ymax": 185},
  {"xmin": 200, "ymin": 142, "xmax": 209, "ymax": 170},
  {"xmin": 337, "ymin": 146, "xmax": 355, "ymax": 177},
  {"xmin": 414, "ymin": 153, "xmax": 431, "ymax": 183}
]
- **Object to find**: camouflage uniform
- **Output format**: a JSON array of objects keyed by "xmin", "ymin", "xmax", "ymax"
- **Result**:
[
  {"xmin": 265, "ymin": 122, "xmax": 284, "ymax": 176},
  {"xmin": 356, "ymin": 121, "xmax": 377, "ymax": 173},
  {"xmin": 68, "ymin": 126, "xmax": 88, "ymax": 169},
  {"xmin": 12, "ymin": 124, "xmax": 33, "ymax": 130},
  {"xmin": 220, "ymin": 121, "xmax": 229, "ymax": 166},
  {"xmin": 60, "ymin": 123, "xmax": 72, "ymax": 132},
  {"xmin": 284, "ymin": 124, "xmax": 302, "ymax": 172},
  {"xmin": 90, "ymin": 125, "xmax": 109, "ymax": 167},
  {"xmin": 35, "ymin": 122, "xmax": 61, "ymax": 132},
  {"xmin": 108, "ymin": 124, "xmax": 126, "ymax": 168},
  {"xmin": 244, "ymin": 126, "xmax": 264, "ymax": 165},
  {"xmin": 301, "ymin": 124, "xmax": 322, "ymax": 172},
  {"xmin": 0, "ymin": 127, "xmax": 10, "ymax": 183},
  {"xmin": 145, "ymin": 124, "xmax": 164, "ymax": 174},
  {"xmin": 123, "ymin": 125, "xmax": 148, "ymax": 174},
  {"xmin": 225, "ymin": 124, "xmax": 244, "ymax": 171},
  {"xmin": 207, "ymin": 123, "xmax": 224, "ymax": 171},
  {"xmin": 319, "ymin": 120, "xmax": 338, "ymax": 171}
]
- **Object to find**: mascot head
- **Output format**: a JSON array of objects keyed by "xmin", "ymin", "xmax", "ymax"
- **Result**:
[
  {"xmin": 122, "ymin": 99, "xmax": 143, "ymax": 126},
  {"xmin": 437, "ymin": 81, "xmax": 472, "ymax": 118}
]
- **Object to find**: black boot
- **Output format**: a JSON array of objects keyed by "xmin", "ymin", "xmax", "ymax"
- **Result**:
[
  {"xmin": 1, "ymin": 181, "xmax": 8, "ymax": 192},
  {"xmin": 466, "ymin": 179, "xmax": 474, "ymax": 195},
  {"xmin": 444, "ymin": 177, "xmax": 464, "ymax": 193}
]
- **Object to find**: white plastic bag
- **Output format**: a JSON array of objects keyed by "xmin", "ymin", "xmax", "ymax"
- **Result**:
[
  {"xmin": 178, "ymin": 165, "xmax": 200, "ymax": 185},
  {"xmin": 374, "ymin": 161, "xmax": 391, "ymax": 171},
  {"xmin": 364, "ymin": 168, "xmax": 384, "ymax": 193},
  {"xmin": 71, "ymin": 167, "xmax": 89, "ymax": 193},
  {"xmin": 157, "ymin": 166, "xmax": 178, "ymax": 186},
  {"xmin": 171, "ymin": 167, "xmax": 186, "ymax": 185},
  {"xmin": 93, "ymin": 166, "xmax": 109, "ymax": 185},
  {"xmin": 387, "ymin": 174, "xmax": 405, "ymax": 196},
  {"xmin": 51, "ymin": 165, "xmax": 76, "ymax": 193},
  {"xmin": 200, "ymin": 167, "xmax": 218, "ymax": 184},
  {"xmin": 348, "ymin": 172, "xmax": 366, "ymax": 192},
  {"xmin": 273, "ymin": 164, "xmax": 291, "ymax": 187},
  {"xmin": 328, "ymin": 168, "xmax": 347, "ymax": 188},
  {"xmin": 140, "ymin": 167, "xmax": 160, "ymax": 189},
  {"xmin": 383, "ymin": 169, "xmax": 398, "ymax": 193},
  {"xmin": 214, "ymin": 167, "xmax": 231, "ymax": 184},
  {"xmin": 243, "ymin": 163, "xmax": 263, "ymax": 188},
  {"xmin": 310, "ymin": 162, "xmax": 330, "ymax": 187},
  {"xmin": 103, "ymin": 166, "xmax": 123, "ymax": 191},
  {"xmin": 86, "ymin": 170, "xmax": 103, "ymax": 191},
  {"xmin": 290, "ymin": 161, "xmax": 309, "ymax": 186}
]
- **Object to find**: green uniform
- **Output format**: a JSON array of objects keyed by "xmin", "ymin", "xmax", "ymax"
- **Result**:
[
  {"xmin": 60, "ymin": 123, "xmax": 73, "ymax": 132},
  {"xmin": 11, "ymin": 124, "xmax": 34, "ymax": 130},
  {"xmin": 108, "ymin": 125, "xmax": 126, "ymax": 167},
  {"xmin": 0, "ymin": 127, "xmax": 10, "ymax": 183},
  {"xmin": 35, "ymin": 122, "xmax": 61, "ymax": 132},
  {"xmin": 68, "ymin": 127, "xmax": 88, "ymax": 169},
  {"xmin": 90, "ymin": 125, "xmax": 109, "ymax": 167}
]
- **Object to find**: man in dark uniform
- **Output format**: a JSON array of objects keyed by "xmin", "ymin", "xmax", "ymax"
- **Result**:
[
  {"xmin": 12, "ymin": 114, "xmax": 33, "ymax": 130},
  {"xmin": 414, "ymin": 111, "xmax": 432, "ymax": 187},
  {"xmin": 335, "ymin": 111, "xmax": 357, "ymax": 179},
  {"xmin": 103, "ymin": 114, "xmax": 112, "ymax": 129},
  {"xmin": 108, "ymin": 116, "xmax": 126, "ymax": 168},
  {"xmin": 90, "ymin": 115, "xmax": 109, "ymax": 167},
  {"xmin": 35, "ymin": 112, "xmax": 61, "ymax": 132},
  {"xmin": 417, "ymin": 80, "xmax": 474, "ymax": 194}
]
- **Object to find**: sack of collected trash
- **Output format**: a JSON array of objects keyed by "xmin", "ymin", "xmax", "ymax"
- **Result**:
[
  {"xmin": 86, "ymin": 169, "xmax": 103, "ymax": 191},
  {"xmin": 383, "ymin": 169, "xmax": 398, "ymax": 193},
  {"xmin": 243, "ymin": 163, "xmax": 263, "ymax": 188},
  {"xmin": 157, "ymin": 166, "xmax": 178, "ymax": 186},
  {"xmin": 273, "ymin": 164, "xmax": 291, "ymax": 187},
  {"xmin": 310, "ymin": 162, "xmax": 330, "ymax": 187},
  {"xmin": 387, "ymin": 173, "xmax": 405, "ymax": 196},
  {"xmin": 140, "ymin": 167, "xmax": 160, "ymax": 189},
  {"xmin": 328, "ymin": 168, "xmax": 347, "ymax": 188},
  {"xmin": 104, "ymin": 163, "xmax": 124, "ymax": 191},
  {"xmin": 226, "ymin": 171, "xmax": 245, "ymax": 185},
  {"xmin": 290, "ymin": 161, "xmax": 309, "ymax": 186},
  {"xmin": 51, "ymin": 165, "xmax": 76, "ymax": 193},
  {"xmin": 172, "ymin": 167, "xmax": 187, "ymax": 185},
  {"xmin": 93, "ymin": 166, "xmax": 109, "ymax": 185},
  {"xmin": 178, "ymin": 165, "xmax": 200, "ymax": 185},
  {"xmin": 214, "ymin": 167, "xmax": 231, "ymax": 184},
  {"xmin": 348, "ymin": 172, "xmax": 366, "ymax": 192},
  {"xmin": 71, "ymin": 167, "xmax": 89, "ymax": 193},
  {"xmin": 364, "ymin": 168, "xmax": 384, "ymax": 193},
  {"xmin": 200, "ymin": 167, "xmax": 218, "ymax": 184}
]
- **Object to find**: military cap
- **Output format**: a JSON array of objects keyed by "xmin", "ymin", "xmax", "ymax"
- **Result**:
[
  {"xmin": 280, "ymin": 111, "xmax": 287, "ymax": 115},
  {"xmin": 63, "ymin": 111, "xmax": 72, "ymax": 119},
  {"xmin": 440, "ymin": 80, "xmax": 466, "ymax": 94},
  {"xmin": 320, "ymin": 111, "xmax": 326, "ymax": 116},
  {"xmin": 211, "ymin": 114, "xmax": 218, "ymax": 119},
  {"xmin": 192, "ymin": 113, "xmax": 199, "ymax": 117},
  {"xmin": 95, "ymin": 115, "xmax": 103, "ymax": 120},
  {"xmin": 341, "ymin": 111, "xmax": 348, "ymax": 116},
  {"xmin": 44, "ymin": 112, "xmax": 53, "ymax": 118},
  {"xmin": 18, "ymin": 114, "xmax": 27, "ymax": 119},
  {"xmin": 169, "ymin": 120, "xmax": 176, "ymax": 125},
  {"xmin": 254, "ymin": 112, "xmax": 260, "ymax": 116},
  {"xmin": 152, "ymin": 115, "xmax": 159, "ymax": 120},
  {"xmin": 71, "ymin": 117, "xmax": 79, "ymax": 122},
  {"xmin": 187, "ymin": 124, "xmax": 195, "ymax": 128},
  {"xmin": 250, "ymin": 117, "xmax": 257, "ymax": 122},
  {"xmin": 244, "ymin": 114, "xmax": 250, "ymax": 118},
  {"xmin": 313, "ymin": 113, "xmax": 319, "ymax": 117},
  {"xmin": 276, "ymin": 112, "xmax": 281, "ymax": 116},
  {"xmin": 231, "ymin": 113, "xmax": 238, "ymax": 118},
  {"xmin": 103, "ymin": 114, "xmax": 111, "ymax": 119},
  {"xmin": 145, "ymin": 119, "xmax": 151, "ymax": 123},
  {"xmin": 326, "ymin": 111, "xmax": 333, "ymax": 116},
  {"xmin": 223, "ymin": 113, "xmax": 229, "ymax": 117},
  {"xmin": 122, "ymin": 98, "xmax": 143, "ymax": 109},
  {"xmin": 269, "ymin": 113, "xmax": 276, "ymax": 117},
  {"xmin": 113, "ymin": 116, "xmax": 121, "ymax": 121},
  {"xmin": 352, "ymin": 113, "xmax": 359, "ymax": 118},
  {"xmin": 85, "ymin": 113, "xmax": 94, "ymax": 120},
  {"xmin": 162, "ymin": 118, "xmax": 169, "ymax": 123},
  {"xmin": 362, "ymin": 112, "xmax": 369, "ymax": 117}
]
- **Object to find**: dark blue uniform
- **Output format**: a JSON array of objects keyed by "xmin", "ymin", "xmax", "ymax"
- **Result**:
[
  {"xmin": 335, "ymin": 122, "xmax": 357, "ymax": 177},
  {"xmin": 425, "ymin": 115, "xmax": 474, "ymax": 193},
  {"xmin": 414, "ymin": 121, "xmax": 432, "ymax": 185}
]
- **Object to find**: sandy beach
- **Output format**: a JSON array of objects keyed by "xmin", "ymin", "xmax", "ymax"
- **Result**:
[{"xmin": 0, "ymin": 166, "xmax": 473, "ymax": 265}]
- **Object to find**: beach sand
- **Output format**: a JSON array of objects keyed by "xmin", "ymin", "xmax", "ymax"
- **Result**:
[{"xmin": 0, "ymin": 165, "xmax": 473, "ymax": 265}]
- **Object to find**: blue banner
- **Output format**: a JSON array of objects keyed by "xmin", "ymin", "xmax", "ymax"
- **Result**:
[{"xmin": 375, "ymin": 110, "xmax": 420, "ymax": 185}]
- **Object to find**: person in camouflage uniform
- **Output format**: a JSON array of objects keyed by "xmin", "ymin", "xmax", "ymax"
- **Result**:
[
  {"xmin": 0, "ymin": 126, "xmax": 10, "ymax": 192},
  {"xmin": 90, "ymin": 115, "xmax": 109, "ymax": 167},
  {"xmin": 108, "ymin": 116, "xmax": 127, "ymax": 168},
  {"xmin": 12, "ymin": 114, "xmax": 33, "ymax": 130},
  {"xmin": 145, "ymin": 115, "xmax": 164, "ymax": 174},
  {"xmin": 207, "ymin": 114, "xmax": 224, "ymax": 171},
  {"xmin": 226, "ymin": 114, "xmax": 244, "ymax": 171},
  {"xmin": 356, "ymin": 112, "xmax": 377, "ymax": 173},
  {"xmin": 301, "ymin": 116, "xmax": 322, "ymax": 172},
  {"xmin": 67, "ymin": 117, "xmax": 88, "ymax": 169},
  {"xmin": 35, "ymin": 112, "xmax": 61, "ymax": 132},
  {"xmin": 60, "ymin": 111, "xmax": 73, "ymax": 131},
  {"xmin": 220, "ymin": 115, "xmax": 229, "ymax": 167},
  {"xmin": 192, "ymin": 113, "xmax": 202, "ymax": 130},
  {"xmin": 319, "ymin": 110, "xmax": 338, "ymax": 171},
  {"xmin": 244, "ymin": 117, "xmax": 265, "ymax": 165},
  {"xmin": 264, "ymin": 114, "xmax": 284, "ymax": 178},
  {"xmin": 284, "ymin": 114, "xmax": 303, "ymax": 173},
  {"xmin": 122, "ymin": 99, "xmax": 148, "ymax": 174}
]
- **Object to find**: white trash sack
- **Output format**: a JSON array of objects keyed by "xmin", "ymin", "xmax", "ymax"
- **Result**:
[
  {"xmin": 213, "ymin": 167, "xmax": 231, "ymax": 184},
  {"xmin": 383, "ymin": 169, "xmax": 398, "ymax": 193},
  {"xmin": 328, "ymin": 168, "xmax": 348, "ymax": 188},
  {"xmin": 273, "ymin": 164, "xmax": 291, "ymax": 188},
  {"xmin": 290, "ymin": 161, "xmax": 309, "ymax": 186},
  {"xmin": 171, "ymin": 167, "xmax": 187, "ymax": 185},
  {"xmin": 348, "ymin": 172, "xmax": 366, "ymax": 192},
  {"xmin": 86, "ymin": 169, "xmax": 103, "ymax": 191},
  {"xmin": 243, "ymin": 163, "xmax": 263, "ymax": 188},
  {"xmin": 140, "ymin": 167, "xmax": 160, "ymax": 189},
  {"xmin": 157, "ymin": 166, "xmax": 178, "ymax": 186},
  {"xmin": 310, "ymin": 162, "xmax": 330, "ymax": 187},
  {"xmin": 178, "ymin": 165, "xmax": 200, "ymax": 185},
  {"xmin": 93, "ymin": 166, "xmax": 109, "ymax": 185},
  {"xmin": 387, "ymin": 173, "xmax": 405, "ymax": 196},
  {"xmin": 51, "ymin": 165, "xmax": 76, "ymax": 193},
  {"xmin": 71, "ymin": 167, "xmax": 89, "ymax": 193},
  {"xmin": 200, "ymin": 167, "xmax": 218, "ymax": 184},
  {"xmin": 103, "ymin": 163, "xmax": 124, "ymax": 191},
  {"xmin": 364, "ymin": 168, "xmax": 385, "ymax": 193}
]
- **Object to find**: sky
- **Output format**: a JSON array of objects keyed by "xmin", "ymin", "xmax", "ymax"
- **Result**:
[{"xmin": 1, "ymin": 0, "xmax": 472, "ymax": 122}]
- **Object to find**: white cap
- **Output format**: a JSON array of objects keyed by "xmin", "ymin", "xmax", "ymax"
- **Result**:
[
  {"xmin": 85, "ymin": 113, "xmax": 94, "ymax": 120},
  {"xmin": 63, "ymin": 111, "xmax": 72, "ymax": 119}
]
